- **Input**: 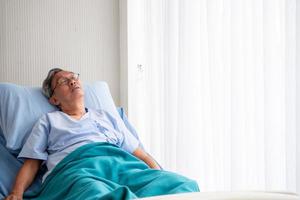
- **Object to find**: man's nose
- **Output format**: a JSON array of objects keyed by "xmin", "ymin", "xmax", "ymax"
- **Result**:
[{"xmin": 69, "ymin": 79, "xmax": 76, "ymax": 86}]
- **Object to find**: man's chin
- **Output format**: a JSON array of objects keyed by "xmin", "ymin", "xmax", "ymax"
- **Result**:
[{"xmin": 72, "ymin": 90, "xmax": 84, "ymax": 99}]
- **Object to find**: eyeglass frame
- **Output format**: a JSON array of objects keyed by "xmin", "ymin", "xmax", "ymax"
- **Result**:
[{"xmin": 51, "ymin": 72, "xmax": 80, "ymax": 96}]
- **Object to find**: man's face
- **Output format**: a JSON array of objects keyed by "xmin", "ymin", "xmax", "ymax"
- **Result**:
[{"xmin": 49, "ymin": 71, "xmax": 84, "ymax": 106}]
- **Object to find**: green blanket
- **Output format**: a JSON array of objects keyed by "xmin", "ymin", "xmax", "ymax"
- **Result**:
[{"xmin": 25, "ymin": 142, "xmax": 199, "ymax": 200}]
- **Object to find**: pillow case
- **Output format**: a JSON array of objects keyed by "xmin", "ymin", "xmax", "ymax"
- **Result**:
[
  {"xmin": 0, "ymin": 81, "xmax": 120, "ymax": 153},
  {"xmin": 117, "ymin": 107, "xmax": 144, "ymax": 150}
]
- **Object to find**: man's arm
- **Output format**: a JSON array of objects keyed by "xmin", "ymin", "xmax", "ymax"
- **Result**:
[
  {"xmin": 133, "ymin": 147, "xmax": 161, "ymax": 170},
  {"xmin": 5, "ymin": 159, "xmax": 42, "ymax": 200}
]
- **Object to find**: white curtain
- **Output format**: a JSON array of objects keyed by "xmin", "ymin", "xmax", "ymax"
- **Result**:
[{"xmin": 126, "ymin": 0, "xmax": 298, "ymax": 193}]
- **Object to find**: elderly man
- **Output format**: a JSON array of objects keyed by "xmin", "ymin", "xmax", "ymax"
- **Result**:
[{"xmin": 5, "ymin": 68, "xmax": 199, "ymax": 200}]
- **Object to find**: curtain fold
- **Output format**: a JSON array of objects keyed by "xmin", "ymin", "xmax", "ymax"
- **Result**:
[{"xmin": 127, "ymin": 0, "xmax": 297, "ymax": 193}]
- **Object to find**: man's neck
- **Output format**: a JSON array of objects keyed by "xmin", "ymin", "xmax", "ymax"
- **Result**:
[{"xmin": 61, "ymin": 103, "xmax": 86, "ymax": 120}]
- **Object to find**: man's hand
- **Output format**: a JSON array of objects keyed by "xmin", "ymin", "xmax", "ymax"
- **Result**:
[
  {"xmin": 5, "ymin": 193, "xmax": 22, "ymax": 200},
  {"xmin": 5, "ymin": 159, "xmax": 42, "ymax": 200},
  {"xmin": 133, "ymin": 147, "xmax": 161, "ymax": 169}
]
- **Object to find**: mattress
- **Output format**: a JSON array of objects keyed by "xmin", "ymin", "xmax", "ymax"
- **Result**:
[{"xmin": 140, "ymin": 191, "xmax": 299, "ymax": 200}]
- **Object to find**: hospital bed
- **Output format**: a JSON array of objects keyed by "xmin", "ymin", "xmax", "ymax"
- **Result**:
[{"xmin": 0, "ymin": 81, "xmax": 299, "ymax": 200}]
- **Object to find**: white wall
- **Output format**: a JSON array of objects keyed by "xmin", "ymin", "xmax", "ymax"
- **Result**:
[
  {"xmin": 0, "ymin": 0, "xmax": 121, "ymax": 105},
  {"xmin": 296, "ymin": 0, "xmax": 300, "ymax": 194}
]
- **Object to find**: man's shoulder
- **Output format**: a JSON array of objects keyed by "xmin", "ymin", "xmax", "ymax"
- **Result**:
[
  {"xmin": 38, "ymin": 110, "xmax": 63, "ymax": 122},
  {"xmin": 46, "ymin": 110, "xmax": 63, "ymax": 116},
  {"xmin": 87, "ymin": 108, "xmax": 114, "ymax": 119},
  {"xmin": 87, "ymin": 108, "xmax": 105, "ymax": 114}
]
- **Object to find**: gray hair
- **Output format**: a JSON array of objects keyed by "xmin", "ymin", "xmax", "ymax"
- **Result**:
[{"xmin": 42, "ymin": 68, "xmax": 63, "ymax": 98}]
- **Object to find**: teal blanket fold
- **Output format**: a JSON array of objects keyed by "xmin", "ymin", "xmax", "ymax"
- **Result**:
[{"xmin": 24, "ymin": 142, "xmax": 199, "ymax": 200}]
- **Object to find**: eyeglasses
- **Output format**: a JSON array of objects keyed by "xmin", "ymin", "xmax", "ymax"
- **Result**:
[{"xmin": 52, "ymin": 73, "xmax": 80, "ymax": 96}]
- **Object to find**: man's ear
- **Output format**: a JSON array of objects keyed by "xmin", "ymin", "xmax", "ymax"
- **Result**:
[{"xmin": 49, "ymin": 96, "xmax": 60, "ymax": 106}]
